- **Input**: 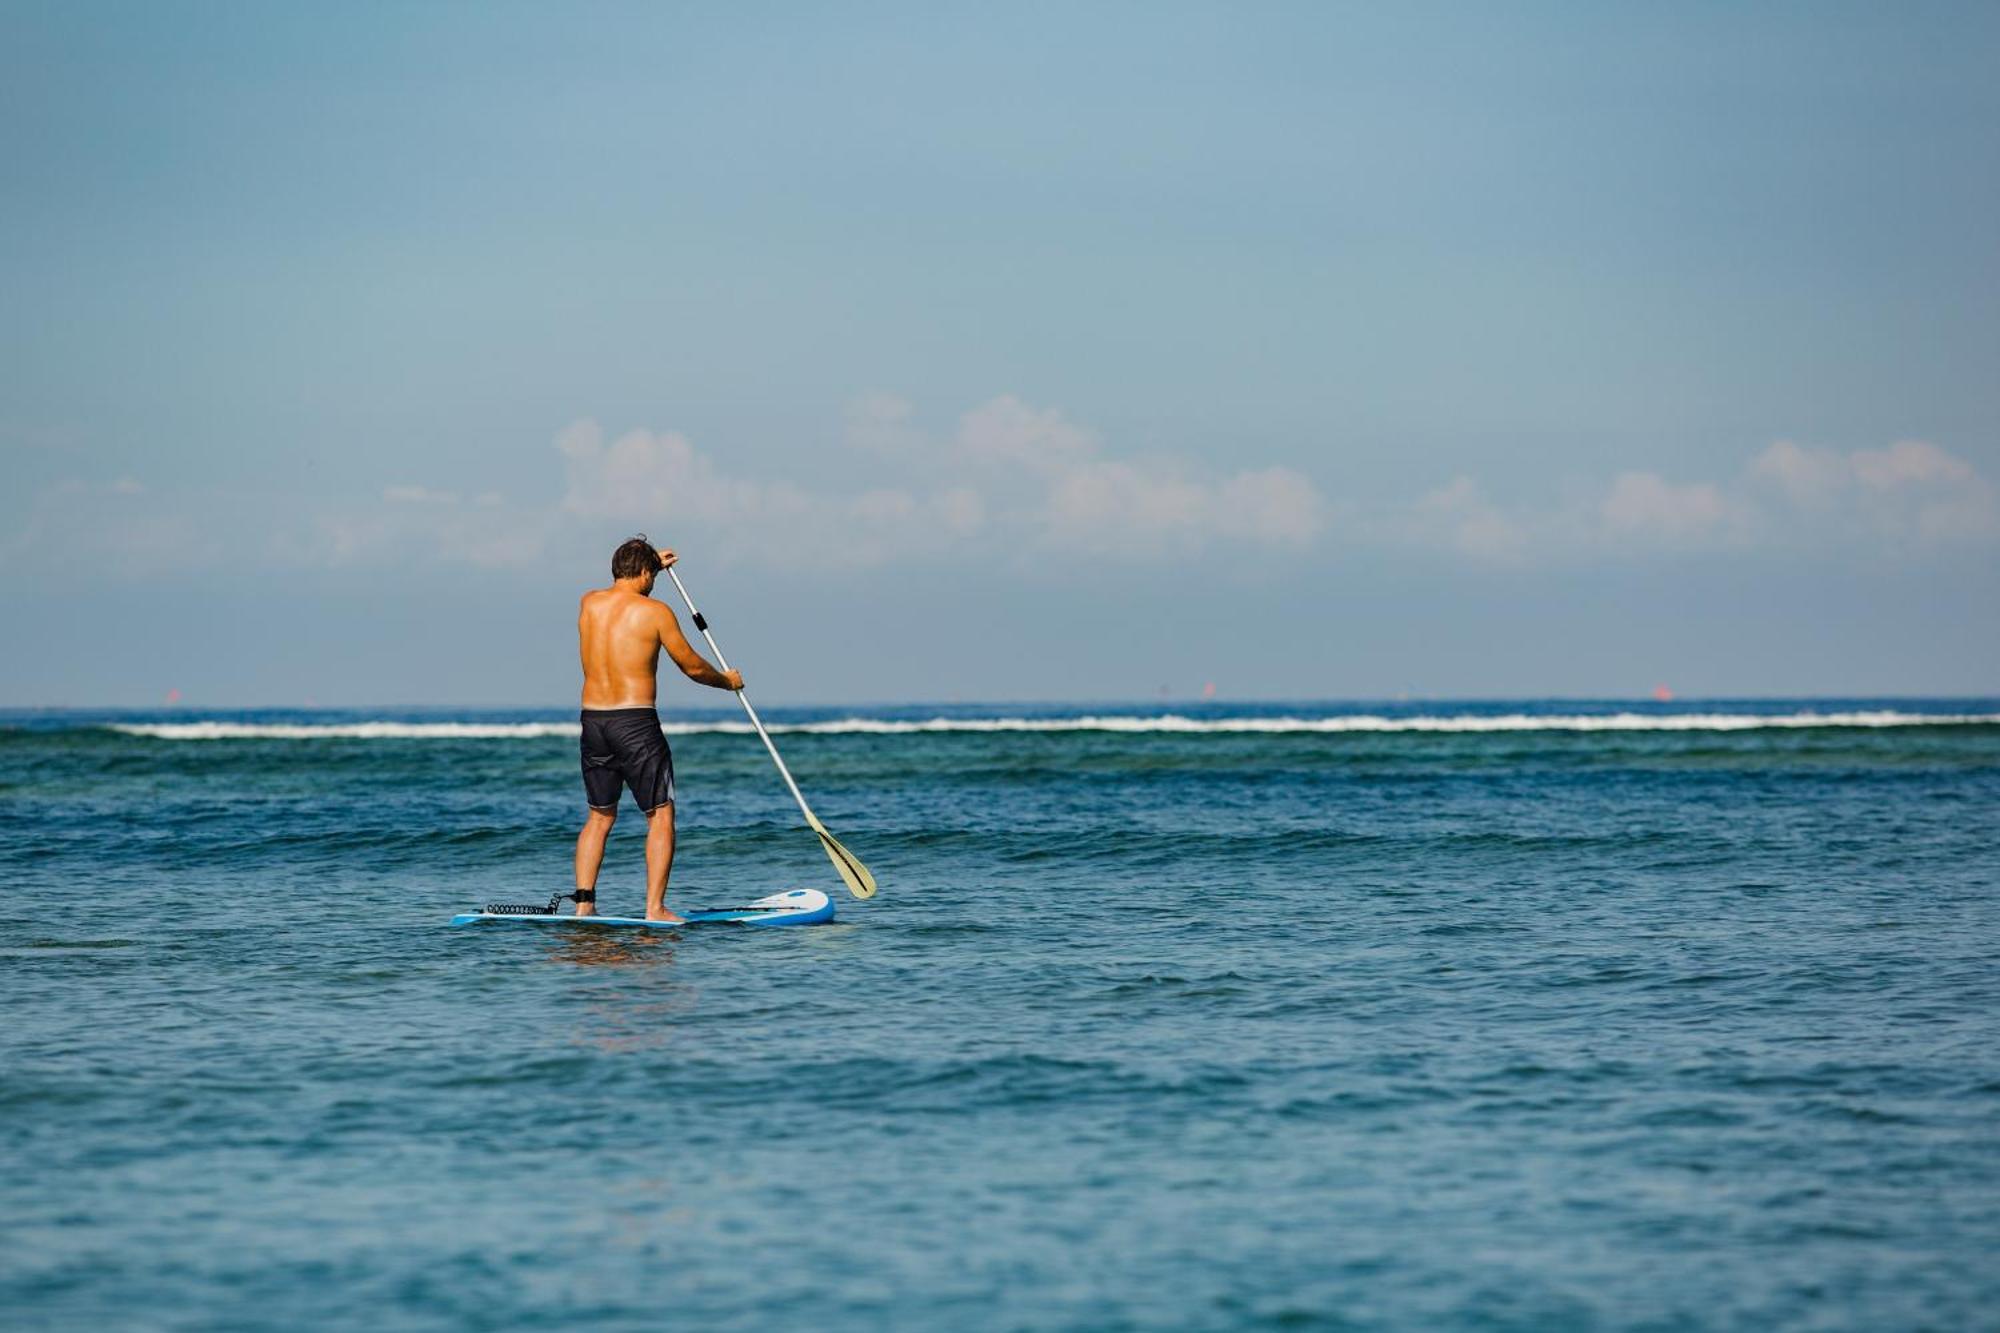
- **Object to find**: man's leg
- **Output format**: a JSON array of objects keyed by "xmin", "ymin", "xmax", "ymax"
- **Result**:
[
  {"xmin": 574, "ymin": 807, "xmax": 616, "ymax": 915},
  {"xmin": 644, "ymin": 803, "xmax": 680, "ymax": 922}
]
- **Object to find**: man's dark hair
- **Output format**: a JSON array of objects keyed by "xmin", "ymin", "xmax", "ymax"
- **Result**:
[{"xmin": 611, "ymin": 536, "xmax": 663, "ymax": 580}]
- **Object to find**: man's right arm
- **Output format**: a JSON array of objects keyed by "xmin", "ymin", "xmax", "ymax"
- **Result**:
[{"xmin": 657, "ymin": 605, "xmax": 744, "ymax": 691}]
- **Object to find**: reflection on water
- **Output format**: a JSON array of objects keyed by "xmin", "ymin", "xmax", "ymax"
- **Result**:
[
  {"xmin": 582, "ymin": 989, "xmax": 707, "ymax": 1054},
  {"xmin": 544, "ymin": 930, "xmax": 683, "ymax": 970}
]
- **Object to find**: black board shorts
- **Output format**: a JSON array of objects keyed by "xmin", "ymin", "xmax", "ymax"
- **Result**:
[{"xmin": 580, "ymin": 709, "xmax": 676, "ymax": 813}]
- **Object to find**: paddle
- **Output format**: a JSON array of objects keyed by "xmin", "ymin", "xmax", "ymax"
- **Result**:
[{"xmin": 663, "ymin": 565, "xmax": 878, "ymax": 900}]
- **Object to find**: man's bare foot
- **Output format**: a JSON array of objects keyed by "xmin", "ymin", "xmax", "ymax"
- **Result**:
[{"xmin": 646, "ymin": 909, "xmax": 687, "ymax": 924}]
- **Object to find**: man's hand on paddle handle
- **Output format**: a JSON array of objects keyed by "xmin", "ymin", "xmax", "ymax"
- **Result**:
[
  {"xmin": 722, "ymin": 669, "xmax": 744, "ymax": 692},
  {"xmin": 653, "ymin": 546, "xmax": 679, "ymax": 571}
]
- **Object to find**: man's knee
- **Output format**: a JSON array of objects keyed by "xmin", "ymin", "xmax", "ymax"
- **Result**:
[{"xmin": 586, "ymin": 806, "xmax": 618, "ymax": 828}]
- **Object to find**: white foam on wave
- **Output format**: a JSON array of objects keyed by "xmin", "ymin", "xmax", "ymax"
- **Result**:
[
  {"xmin": 110, "ymin": 721, "xmax": 589, "ymax": 740},
  {"xmin": 106, "ymin": 710, "xmax": 2000, "ymax": 740},
  {"xmin": 787, "ymin": 710, "xmax": 2000, "ymax": 734}
]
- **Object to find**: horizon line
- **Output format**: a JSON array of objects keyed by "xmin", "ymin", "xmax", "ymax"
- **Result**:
[{"xmin": 5, "ymin": 691, "xmax": 1999, "ymax": 716}]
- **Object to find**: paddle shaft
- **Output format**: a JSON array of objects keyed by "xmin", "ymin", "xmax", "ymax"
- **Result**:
[{"xmin": 662, "ymin": 566, "xmax": 818, "ymax": 827}]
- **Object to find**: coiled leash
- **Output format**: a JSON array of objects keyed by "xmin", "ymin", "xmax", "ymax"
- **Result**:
[{"xmin": 481, "ymin": 889, "xmax": 596, "ymax": 916}]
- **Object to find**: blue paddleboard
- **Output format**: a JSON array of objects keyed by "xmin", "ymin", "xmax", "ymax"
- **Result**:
[{"xmin": 450, "ymin": 887, "xmax": 834, "ymax": 929}]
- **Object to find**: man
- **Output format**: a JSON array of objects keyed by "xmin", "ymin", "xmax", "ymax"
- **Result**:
[{"xmin": 574, "ymin": 536, "xmax": 743, "ymax": 922}]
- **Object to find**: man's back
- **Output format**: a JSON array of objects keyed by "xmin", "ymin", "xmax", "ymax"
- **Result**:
[{"xmin": 578, "ymin": 586, "xmax": 666, "ymax": 710}]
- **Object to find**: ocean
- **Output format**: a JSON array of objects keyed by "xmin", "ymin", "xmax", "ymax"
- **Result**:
[{"xmin": 3, "ymin": 699, "xmax": 1997, "ymax": 1331}]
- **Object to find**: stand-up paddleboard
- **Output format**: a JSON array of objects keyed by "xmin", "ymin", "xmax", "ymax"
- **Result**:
[{"xmin": 450, "ymin": 888, "xmax": 834, "ymax": 929}]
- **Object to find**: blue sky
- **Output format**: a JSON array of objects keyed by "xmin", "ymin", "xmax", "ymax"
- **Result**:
[{"xmin": 4, "ymin": 2, "xmax": 1996, "ymax": 706}]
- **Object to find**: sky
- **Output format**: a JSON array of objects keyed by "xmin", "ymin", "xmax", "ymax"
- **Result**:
[{"xmin": 3, "ymin": 1, "xmax": 1997, "ymax": 707}]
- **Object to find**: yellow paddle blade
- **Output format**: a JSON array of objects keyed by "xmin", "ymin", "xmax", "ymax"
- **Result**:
[{"xmin": 810, "ymin": 819, "xmax": 877, "ymax": 899}]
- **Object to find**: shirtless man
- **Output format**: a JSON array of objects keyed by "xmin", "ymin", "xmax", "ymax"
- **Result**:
[{"xmin": 574, "ymin": 536, "xmax": 743, "ymax": 921}]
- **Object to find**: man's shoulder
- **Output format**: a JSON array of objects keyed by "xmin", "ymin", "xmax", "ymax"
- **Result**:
[{"xmin": 581, "ymin": 586, "xmax": 671, "ymax": 618}]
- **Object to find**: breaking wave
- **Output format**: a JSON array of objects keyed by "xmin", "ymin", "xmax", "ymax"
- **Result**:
[{"xmin": 105, "ymin": 710, "xmax": 2000, "ymax": 740}]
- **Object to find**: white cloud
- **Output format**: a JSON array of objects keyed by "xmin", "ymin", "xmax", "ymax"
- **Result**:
[
  {"xmin": 1215, "ymin": 468, "xmax": 1326, "ymax": 549},
  {"xmin": 557, "ymin": 419, "xmax": 743, "ymax": 523},
  {"xmin": 844, "ymin": 392, "xmax": 926, "ymax": 457},
  {"xmin": 1407, "ymin": 476, "xmax": 1527, "ymax": 561},
  {"xmin": 1043, "ymin": 459, "xmax": 1209, "ymax": 556},
  {"xmin": 1386, "ymin": 437, "xmax": 1995, "ymax": 565},
  {"xmin": 553, "ymin": 417, "xmax": 985, "ymax": 570},
  {"xmin": 955, "ymin": 395, "xmax": 1100, "ymax": 476},
  {"xmin": 551, "ymin": 396, "xmax": 1327, "ymax": 567},
  {"xmin": 1749, "ymin": 437, "xmax": 1998, "ymax": 545},
  {"xmin": 21, "ymin": 415, "xmax": 1985, "ymax": 587},
  {"xmin": 1599, "ymin": 471, "xmax": 1737, "ymax": 543},
  {"xmin": 525, "ymin": 427, "xmax": 2000, "ymax": 571},
  {"xmin": 5, "ymin": 397, "xmax": 1329, "ymax": 579},
  {"xmin": 948, "ymin": 396, "xmax": 1325, "ymax": 557},
  {"xmin": 1851, "ymin": 439, "xmax": 1976, "ymax": 490},
  {"xmin": 1750, "ymin": 439, "xmax": 1845, "ymax": 507}
]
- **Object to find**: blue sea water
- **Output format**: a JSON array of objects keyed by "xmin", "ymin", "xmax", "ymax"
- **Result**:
[{"xmin": 3, "ymin": 698, "xmax": 1998, "ymax": 1331}]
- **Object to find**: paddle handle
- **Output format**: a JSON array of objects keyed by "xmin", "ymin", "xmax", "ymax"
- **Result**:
[{"xmin": 662, "ymin": 566, "xmax": 819, "ymax": 827}]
